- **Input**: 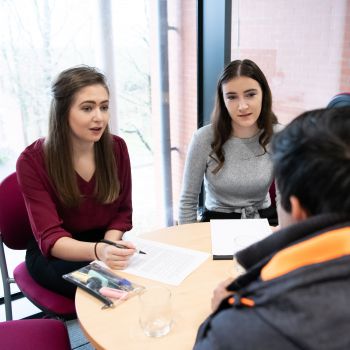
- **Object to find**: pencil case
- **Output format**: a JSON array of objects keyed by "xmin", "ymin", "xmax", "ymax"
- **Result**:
[{"xmin": 63, "ymin": 262, "xmax": 144, "ymax": 308}]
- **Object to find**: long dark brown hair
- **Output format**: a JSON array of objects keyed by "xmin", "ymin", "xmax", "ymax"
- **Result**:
[
  {"xmin": 45, "ymin": 65, "xmax": 119, "ymax": 207},
  {"xmin": 211, "ymin": 59, "xmax": 278, "ymax": 173}
]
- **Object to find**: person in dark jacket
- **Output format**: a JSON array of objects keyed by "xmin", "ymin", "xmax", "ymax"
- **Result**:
[
  {"xmin": 327, "ymin": 92, "xmax": 350, "ymax": 108},
  {"xmin": 193, "ymin": 106, "xmax": 350, "ymax": 350}
]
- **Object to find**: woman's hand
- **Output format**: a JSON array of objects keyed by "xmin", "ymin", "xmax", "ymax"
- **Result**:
[
  {"xmin": 97, "ymin": 240, "xmax": 136, "ymax": 270},
  {"xmin": 211, "ymin": 278, "xmax": 234, "ymax": 312}
]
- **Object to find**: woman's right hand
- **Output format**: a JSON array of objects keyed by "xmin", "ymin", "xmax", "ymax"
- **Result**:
[{"xmin": 97, "ymin": 240, "xmax": 136, "ymax": 270}]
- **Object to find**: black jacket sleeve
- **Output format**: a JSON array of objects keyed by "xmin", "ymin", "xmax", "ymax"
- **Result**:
[{"xmin": 193, "ymin": 308, "xmax": 296, "ymax": 350}]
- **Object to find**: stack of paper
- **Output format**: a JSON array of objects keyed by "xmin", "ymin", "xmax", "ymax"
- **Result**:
[
  {"xmin": 123, "ymin": 238, "xmax": 209, "ymax": 286},
  {"xmin": 210, "ymin": 219, "xmax": 272, "ymax": 260}
]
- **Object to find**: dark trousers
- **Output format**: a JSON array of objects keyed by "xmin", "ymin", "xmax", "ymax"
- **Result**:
[
  {"xmin": 26, "ymin": 230, "xmax": 104, "ymax": 299},
  {"xmin": 200, "ymin": 205, "xmax": 278, "ymax": 226}
]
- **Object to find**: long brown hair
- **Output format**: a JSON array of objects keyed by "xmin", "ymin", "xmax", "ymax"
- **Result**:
[
  {"xmin": 211, "ymin": 59, "xmax": 278, "ymax": 174},
  {"xmin": 45, "ymin": 65, "xmax": 119, "ymax": 207}
]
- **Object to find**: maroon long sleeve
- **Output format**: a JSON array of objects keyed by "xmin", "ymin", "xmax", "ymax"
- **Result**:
[{"xmin": 16, "ymin": 135, "xmax": 132, "ymax": 257}]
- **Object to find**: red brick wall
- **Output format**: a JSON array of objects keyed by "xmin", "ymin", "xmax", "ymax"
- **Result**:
[
  {"xmin": 231, "ymin": 0, "xmax": 349, "ymax": 124},
  {"xmin": 150, "ymin": 0, "xmax": 197, "ymax": 224},
  {"xmin": 340, "ymin": 0, "xmax": 350, "ymax": 91},
  {"xmin": 168, "ymin": 0, "xmax": 197, "ymax": 221}
]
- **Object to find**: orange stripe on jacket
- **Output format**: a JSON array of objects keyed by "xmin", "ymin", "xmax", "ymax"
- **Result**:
[
  {"xmin": 261, "ymin": 227, "xmax": 350, "ymax": 281},
  {"xmin": 228, "ymin": 296, "xmax": 255, "ymax": 307}
]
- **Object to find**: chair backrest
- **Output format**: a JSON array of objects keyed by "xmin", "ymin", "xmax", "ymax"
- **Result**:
[
  {"xmin": 0, "ymin": 172, "xmax": 34, "ymax": 249},
  {"xmin": 269, "ymin": 180, "xmax": 276, "ymax": 208},
  {"xmin": 0, "ymin": 319, "xmax": 71, "ymax": 350}
]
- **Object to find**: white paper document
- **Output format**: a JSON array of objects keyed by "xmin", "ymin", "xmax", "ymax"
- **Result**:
[
  {"xmin": 210, "ymin": 219, "xmax": 273, "ymax": 260},
  {"xmin": 122, "ymin": 238, "xmax": 209, "ymax": 286}
]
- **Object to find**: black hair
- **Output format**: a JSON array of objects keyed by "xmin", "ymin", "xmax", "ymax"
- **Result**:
[{"xmin": 271, "ymin": 107, "xmax": 350, "ymax": 215}]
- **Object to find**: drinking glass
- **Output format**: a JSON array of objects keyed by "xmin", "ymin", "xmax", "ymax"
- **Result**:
[{"xmin": 139, "ymin": 286, "xmax": 172, "ymax": 337}]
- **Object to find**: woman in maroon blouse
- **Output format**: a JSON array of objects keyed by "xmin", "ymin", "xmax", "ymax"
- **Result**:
[{"xmin": 16, "ymin": 66, "xmax": 134, "ymax": 298}]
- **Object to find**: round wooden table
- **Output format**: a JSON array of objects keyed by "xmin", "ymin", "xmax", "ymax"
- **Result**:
[{"xmin": 75, "ymin": 222, "xmax": 235, "ymax": 350}]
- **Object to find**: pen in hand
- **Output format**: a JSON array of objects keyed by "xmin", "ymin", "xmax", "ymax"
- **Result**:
[{"xmin": 100, "ymin": 239, "xmax": 147, "ymax": 255}]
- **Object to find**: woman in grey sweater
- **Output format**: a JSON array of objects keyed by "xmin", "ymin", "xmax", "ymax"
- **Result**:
[{"xmin": 178, "ymin": 59, "xmax": 282, "ymax": 225}]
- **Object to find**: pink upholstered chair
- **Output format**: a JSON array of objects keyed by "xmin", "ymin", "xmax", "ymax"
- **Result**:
[
  {"xmin": 0, "ymin": 319, "xmax": 71, "ymax": 350},
  {"xmin": 0, "ymin": 172, "xmax": 75, "ymax": 321}
]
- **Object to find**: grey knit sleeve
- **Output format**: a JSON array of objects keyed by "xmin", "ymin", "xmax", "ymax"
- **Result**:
[{"xmin": 178, "ymin": 126, "xmax": 213, "ymax": 224}]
